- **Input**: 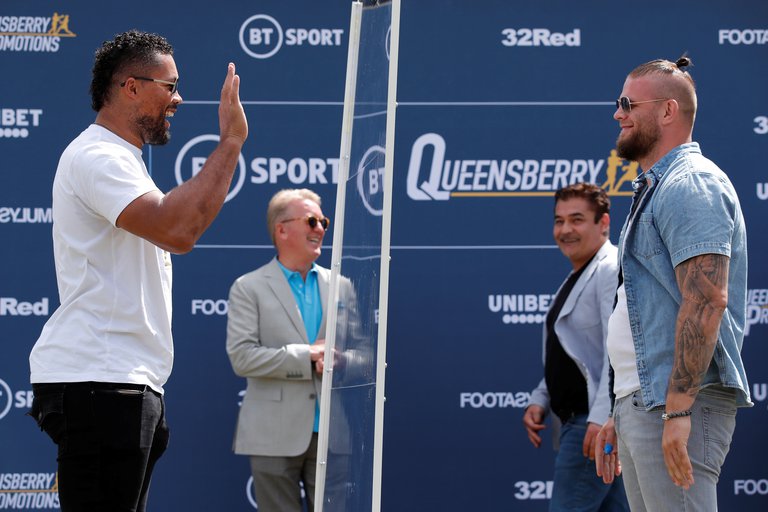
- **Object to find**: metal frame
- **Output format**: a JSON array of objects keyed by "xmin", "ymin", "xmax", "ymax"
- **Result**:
[
  {"xmin": 314, "ymin": 1, "xmax": 400, "ymax": 510},
  {"xmin": 313, "ymin": 2, "xmax": 363, "ymax": 510},
  {"xmin": 372, "ymin": 1, "xmax": 400, "ymax": 509}
]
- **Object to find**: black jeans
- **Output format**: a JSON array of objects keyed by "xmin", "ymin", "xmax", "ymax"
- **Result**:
[{"xmin": 30, "ymin": 382, "xmax": 170, "ymax": 512}]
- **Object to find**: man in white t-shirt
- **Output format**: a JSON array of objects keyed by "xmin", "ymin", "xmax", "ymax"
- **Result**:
[{"xmin": 28, "ymin": 30, "xmax": 248, "ymax": 511}]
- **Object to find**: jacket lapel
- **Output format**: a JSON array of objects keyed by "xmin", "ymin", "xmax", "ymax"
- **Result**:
[{"xmin": 557, "ymin": 240, "xmax": 609, "ymax": 320}]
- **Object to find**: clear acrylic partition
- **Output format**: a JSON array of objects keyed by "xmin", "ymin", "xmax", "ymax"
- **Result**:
[{"xmin": 318, "ymin": 1, "xmax": 392, "ymax": 511}]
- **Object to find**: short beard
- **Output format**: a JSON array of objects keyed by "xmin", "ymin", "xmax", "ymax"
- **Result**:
[
  {"xmin": 616, "ymin": 121, "xmax": 660, "ymax": 163},
  {"xmin": 136, "ymin": 114, "xmax": 170, "ymax": 146}
]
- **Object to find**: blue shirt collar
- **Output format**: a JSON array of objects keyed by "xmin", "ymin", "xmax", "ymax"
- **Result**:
[
  {"xmin": 276, "ymin": 260, "xmax": 318, "ymax": 280},
  {"xmin": 639, "ymin": 142, "xmax": 701, "ymax": 188}
]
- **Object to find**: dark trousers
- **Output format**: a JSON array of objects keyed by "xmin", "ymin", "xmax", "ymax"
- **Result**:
[
  {"xmin": 249, "ymin": 433, "xmax": 318, "ymax": 512},
  {"xmin": 30, "ymin": 382, "xmax": 170, "ymax": 512}
]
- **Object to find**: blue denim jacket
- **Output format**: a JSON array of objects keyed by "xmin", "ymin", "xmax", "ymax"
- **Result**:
[{"xmin": 618, "ymin": 142, "xmax": 751, "ymax": 409}]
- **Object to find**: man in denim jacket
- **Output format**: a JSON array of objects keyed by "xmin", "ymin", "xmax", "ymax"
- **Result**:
[{"xmin": 594, "ymin": 57, "xmax": 751, "ymax": 512}]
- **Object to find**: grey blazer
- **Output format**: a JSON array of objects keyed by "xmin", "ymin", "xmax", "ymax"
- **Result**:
[
  {"xmin": 227, "ymin": 257, "xmax": 367, "ymax": 457},
  {"xmin": 529, "ymin": 240, "xmax": 619, "ymax": 431},
  {"xmin": 226, "ymin": 257, "xmax": 328, "ymax": 457}
]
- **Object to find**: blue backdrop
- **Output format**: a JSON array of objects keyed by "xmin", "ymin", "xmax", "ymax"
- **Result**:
[{"xmin": 1, "ymin": 1, "xmax": 767, "ymax": 510}]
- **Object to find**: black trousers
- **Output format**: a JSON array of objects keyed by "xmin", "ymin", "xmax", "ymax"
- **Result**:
[{"xmin": 30, "ymin": 382, "xmax": 169, "ymax": 512}]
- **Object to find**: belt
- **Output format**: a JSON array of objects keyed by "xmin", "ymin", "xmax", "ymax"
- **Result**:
[{"xmin": 33, "ymin": 381, "xmax": 149, "ymax": 393}]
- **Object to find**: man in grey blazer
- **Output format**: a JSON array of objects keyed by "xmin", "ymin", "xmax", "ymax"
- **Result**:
[
  {"xmin": 522, "ymin": 183, "xmax": 629, "ymax": 511},
  {"xmin": 226, "ymin": 188, "xmax": 333, "ymax": 512}
]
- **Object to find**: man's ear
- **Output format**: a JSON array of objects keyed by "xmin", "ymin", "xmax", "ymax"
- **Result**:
[
  {"xmin": 274, "ymin": 223, "xmax": 287, "ymax": 242},
  {"xmin": 120, "ymin": 77, "xmax": 140, "ymax": 99},
  {"xmin": 600, "ymin": 212, "xmax": 610, "ymax": 234},
  {"xmin": 661, "ymin": 98, "xmax": 679, "ymax": 126}
]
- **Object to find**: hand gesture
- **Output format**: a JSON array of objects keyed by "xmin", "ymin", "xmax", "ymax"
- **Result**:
[{"xmin": 219, "ymin": 63, "xmax": 248, "ymax": 145}]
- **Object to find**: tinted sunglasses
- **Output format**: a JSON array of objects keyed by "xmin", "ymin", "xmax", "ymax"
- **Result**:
[
  {"xmin": 281, "ymin": 215, "xmax": 331, "ymax": 230},
  {"xmin": 615, "ymin": 96, "xmax": 668, "ymax": 113},
  {"xmin": 120, "ymin": 76, "xmax": 179, "ymax": 95}
]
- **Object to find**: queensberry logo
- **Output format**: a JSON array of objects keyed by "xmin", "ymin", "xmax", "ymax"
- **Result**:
[
  {"xmin": 0, "ymin": 14, "xmax": 76, "ymax": 53},
  {"xmin": 407, "ymin": 133, "xmax": 637, "ymax": 201},
  {"xmin": 239, "ymin": 14, "xmax": 344, "ymax": 59},
  {"xmin": 745, "ymin": 289, "xmax": 768, "ymax": 336},
  {"xmin": 0, "ymin": 472, "xmax": 60, "ymax": 509}
]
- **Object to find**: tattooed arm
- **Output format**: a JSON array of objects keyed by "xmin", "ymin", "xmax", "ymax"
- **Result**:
[{"xmin": 662, "ymin": 253, "xmax": 730, "ymax": 489}]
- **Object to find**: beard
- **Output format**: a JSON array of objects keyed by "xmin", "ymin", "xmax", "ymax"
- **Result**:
[
  {"xmin": 616, "ymin": 119, "xmax": 660, "ymax": 162},
  {"xmin": 136, "ymin": 111, "xmax": 170, "ymax": 146}
]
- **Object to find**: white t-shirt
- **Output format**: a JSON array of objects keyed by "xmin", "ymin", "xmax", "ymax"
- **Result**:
[
  {"xmin": 30, "ymin": 124, "xmax": 173, "ymax": 393},
  {"xmin": 606, "ymin": 283, "xmax": 641, "ymax": 399}
]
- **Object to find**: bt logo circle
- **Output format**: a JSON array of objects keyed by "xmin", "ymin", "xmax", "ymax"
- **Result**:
[
  {"xmin": 239, "ymin": 14, "xmax": 284, "ymax": 59},
  {"xmin": 246, "ymin": 476, "xmax": 307, "ymax": 509},
  {"xmin": 174, "ymin": 134, "xmax": 246, "ymax": 203},
  {"xmin": 0, "ymin": 378, "xmax": 12, "ymax": 420},
  {"xmin": 385, "ymin": 25, "xmax": 391, "ymax": 61},
  {"xmin": 356, "ymin": 145, "xmax": 386, "ymax": 216}
]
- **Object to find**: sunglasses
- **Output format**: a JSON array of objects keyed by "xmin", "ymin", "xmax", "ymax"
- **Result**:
[
  {"xmin": 281, "ymin": 215, "xmax": 331, "ymax": 230},
  {"xmin": 615, "ymin": 96, "xmax": 668, "ymax": 113},
  {"xmin": 120, "ymin": 76, "xmax": 179, "ymax": 95}
]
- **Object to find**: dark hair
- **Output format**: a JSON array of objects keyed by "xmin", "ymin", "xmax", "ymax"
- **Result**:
[
  {"xmin": 629, "ymin": 56, "xmax": 697, "ymax": 124},
  {"xmin": 90, "ymin": 30, "xmax": 173, "ymax": 112},
  {"xmin": 554, "ymin": 183, "xmax": 610, "ymax": 223}
]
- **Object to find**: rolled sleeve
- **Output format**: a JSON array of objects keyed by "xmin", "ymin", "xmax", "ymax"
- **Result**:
[{"xmin": 656, "ymin": 170, "xmax": 737, "ymax": 268}]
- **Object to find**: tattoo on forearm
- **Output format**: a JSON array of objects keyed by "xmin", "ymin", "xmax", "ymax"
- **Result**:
[{"xmin": 670, "ymin": 254, "xmax": 729, "ymax": 396}]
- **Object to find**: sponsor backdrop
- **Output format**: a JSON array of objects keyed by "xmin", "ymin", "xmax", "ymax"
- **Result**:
[{"xmin": 1, "ymin": 0, "xmax": 766, "ymax": 510}]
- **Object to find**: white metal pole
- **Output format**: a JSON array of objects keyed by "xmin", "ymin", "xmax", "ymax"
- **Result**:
[
  {"xmin": 314, "ymin": 3, "xmax": 362, "ymax": 511},
  {"xmin": 371, "ymin": 0, "xmax": 400, "ymax": 510}
]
